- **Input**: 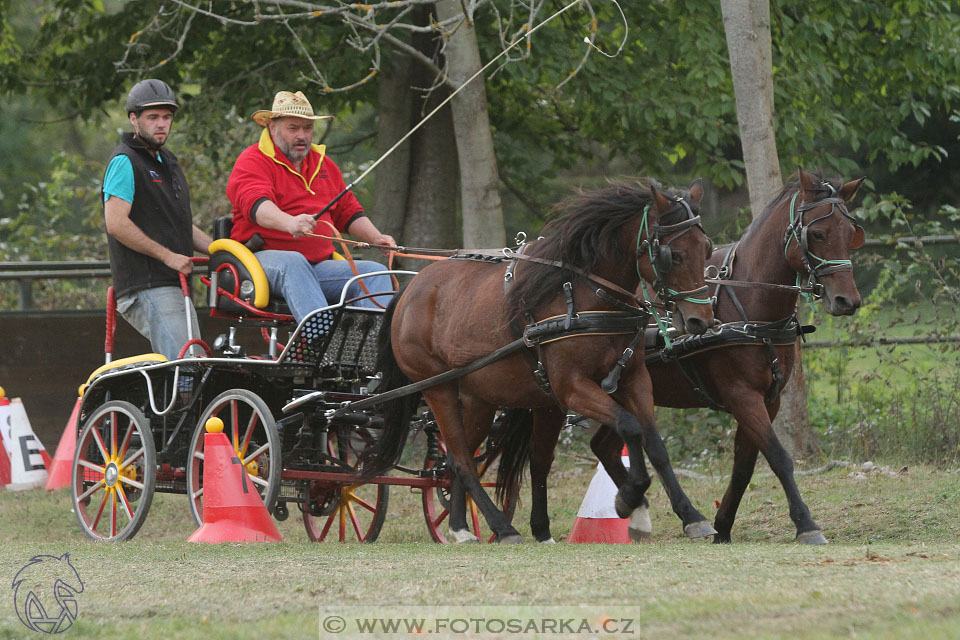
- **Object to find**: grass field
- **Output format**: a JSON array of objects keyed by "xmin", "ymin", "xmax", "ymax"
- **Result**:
[{"xmin": 1, "ymin": 453, "xmax": 959, "ymax": 639}]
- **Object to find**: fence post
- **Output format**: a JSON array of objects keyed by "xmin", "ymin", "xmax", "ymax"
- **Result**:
[{"xmin": 17, "ymin": 277, "xmax": 33, "ymax": 310}]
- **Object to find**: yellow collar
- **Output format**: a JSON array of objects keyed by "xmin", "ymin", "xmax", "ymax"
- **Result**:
[{"xmin": 257, "ymin": 128, "xmax": 326, "ymax": 194}]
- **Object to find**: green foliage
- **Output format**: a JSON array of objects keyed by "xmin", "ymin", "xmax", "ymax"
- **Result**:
[
  {"xmin": 0, "ymin": 151, "xmax": 105, "ymax": 262},
  {"xmin": 804, "ymin": 191, "xmax": 960, "ymax": 466}
]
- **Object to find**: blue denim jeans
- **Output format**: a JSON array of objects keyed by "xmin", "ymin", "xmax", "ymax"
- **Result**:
[
  {"xmin": 254, "ymin": 250, "xmax": 394, "ymax": 323},
  {"xmin": 117, "ymin": 286, "xmax": 202, "ymax": 360}
]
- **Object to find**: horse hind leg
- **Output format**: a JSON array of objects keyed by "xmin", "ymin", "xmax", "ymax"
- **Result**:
[
  {"xmin": 447, "ymin": 475, "xmax": 479, "ymax": 543},
  {"xmin": 426, "ymin": 387, "xmax": 522, "ymax": 544},
  {"xmin": 527, "ymin": 407, "xmax": 565, "ymax": 543}
]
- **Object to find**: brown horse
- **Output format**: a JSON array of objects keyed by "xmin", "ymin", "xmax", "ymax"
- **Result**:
[
  {"xmin": 365, "ymin": 180, "xmax": 716, "ymax": 543},
  {"xmin": 498, "ymin": 167, "xmax": 865, "ymax": 543}
]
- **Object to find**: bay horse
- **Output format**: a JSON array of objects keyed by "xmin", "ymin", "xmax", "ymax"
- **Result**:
[
  {"xmin": 365, "ymin": 180, "xmax": 716, "ymax": 543},
  {"xmin": 498, "ymin": 167, "xmax": 865, "ymax": 543}
]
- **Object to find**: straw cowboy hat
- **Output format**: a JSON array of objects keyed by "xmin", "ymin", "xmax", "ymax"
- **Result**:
[{"xmin": 252, "ymin": 91, "xmax": 334, "ymax": 126}]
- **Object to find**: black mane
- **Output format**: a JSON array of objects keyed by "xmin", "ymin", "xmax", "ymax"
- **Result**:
[{"xmin": 505, "ymin": 180, "xmax": 691, "ymax": 318}]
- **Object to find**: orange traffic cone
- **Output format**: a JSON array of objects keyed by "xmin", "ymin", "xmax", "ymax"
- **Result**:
[
  {"xmin": 0, "ymin": 388, "xmax": 52, "ymax": 491},
  {"xmin": 188, "ymin": 417, "xmax": 282, "ymax": 543},
  {"xmin": 567, "ymin": 446, "xmax": 636, "ymax": 543},
  {"xmin": 45, "ymin": 396, "xmax": 82, "ymax": 491}
]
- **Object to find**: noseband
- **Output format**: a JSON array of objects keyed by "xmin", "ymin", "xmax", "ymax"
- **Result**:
[{"xmin": 783, "ymin": 182, "xmax": 862, "ymax": 293}]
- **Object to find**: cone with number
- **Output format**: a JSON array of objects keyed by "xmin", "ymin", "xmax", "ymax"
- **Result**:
[
  {"xmin": 45, "ymin": 394, "xmax": 83, "ymax": 491},
  {"xmin": 188, "ymin": 417, "xmax": 282, "ymax": 543},
  {"xmin": 0, "ymin": 388, "xmax": 53, "ymax": 491},
  {"xmin": 567, "ymin": 446, "xmax": 636, "ymax": 543}
]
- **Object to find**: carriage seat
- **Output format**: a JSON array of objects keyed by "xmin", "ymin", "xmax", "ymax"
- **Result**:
[
  {"xmin": 207, "ymin": 217, "xmax": 349, "ymax": 319},
  {"xmin": 207, "ymin": 217, "xmax": 291, "ymax": 318}
]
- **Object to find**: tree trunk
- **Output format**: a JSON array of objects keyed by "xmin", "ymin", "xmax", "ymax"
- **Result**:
[
  {"xmin": 373, "ymin": 52, "xmax": 415, "ymax": 241},
  {"xmin": 434, "ymin": 0, "xmax": 506, "ymax": 249},
  {"xmin": 403, "ymin": 19, "xmax": 459, "ymax": 252},
  {"xmin": 721, "ymin": 0, "xmax": 817, "ymax": 458},
  {"xmin": 721, "ymin": 0, "xmax": 782, "ymax": 215}
]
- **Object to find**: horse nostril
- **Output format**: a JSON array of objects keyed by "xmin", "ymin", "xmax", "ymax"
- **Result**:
[
  {"xmin": 686, "ymin": 316, "xmax": 708, "ymax": 335},
  {"xmin": 831, "ymin": 295, "xmax": 860, "ymax": 315}
]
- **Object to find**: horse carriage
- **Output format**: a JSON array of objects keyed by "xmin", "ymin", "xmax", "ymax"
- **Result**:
[
  {"xmin": 71, "ymin": 170, "xmax": 859, "ymax": 546},
  {"xmin": 70, "ymin": 216, "xmax": 509, "ymax": 543}
]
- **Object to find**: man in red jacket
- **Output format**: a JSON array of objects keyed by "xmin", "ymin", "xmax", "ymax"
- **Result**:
[{"xmin": 226, "ymin": 90, "xmax": 396, "ymax": 322}]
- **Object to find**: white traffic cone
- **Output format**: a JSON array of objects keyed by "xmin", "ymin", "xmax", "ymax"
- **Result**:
[
  {"xmin": 567, "ymin": 446, "xmax": 638, "ymax": 543},
  {"xmin": 0, "ymin": 387, "xmax": 52, "ymax": 491}
]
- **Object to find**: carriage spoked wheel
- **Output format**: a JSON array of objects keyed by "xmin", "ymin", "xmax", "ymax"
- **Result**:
[
  {"xmin": 187, "ymin": 389, "xmax": 281, "ymax": 525},
  {"xmin": 302, "ymin": 426, "xmax": 389, "ymax": 542},
  {"xmin": 71, "ymin": 400, "xmax": 156, "ymax": 541},
  {"xmin": 421, "ymin": 442, "xmax": 516, "ymax": 544}
]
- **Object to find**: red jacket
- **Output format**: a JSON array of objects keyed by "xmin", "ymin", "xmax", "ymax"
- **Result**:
[{"xmin": 226, "ymin": 128, "xmax": 365, "ymax": 262}]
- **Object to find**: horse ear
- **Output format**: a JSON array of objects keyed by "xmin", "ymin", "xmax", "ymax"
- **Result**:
[
  {"xmin": 840, "ymin": 177, "xmax": 865, "ymax": 202},
  {"xmin": 850, "ymin": 225, "xmax": 865, "ymax": 250},
  {"xmin": 650, "ymin": 186, "xmax": 672, "ymax": 213},
  {"xmin": 687, "ymin": 178, "xmax": 704, "ymax": 205},
  {"xmin": 797, "ymin": 165, "xmax": 817, "ymax": 197}
]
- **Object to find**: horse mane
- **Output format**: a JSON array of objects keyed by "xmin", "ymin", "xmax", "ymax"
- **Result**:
[{"xmin": 505, "ymin": 179, "xmax": 690, "ymax": 318}]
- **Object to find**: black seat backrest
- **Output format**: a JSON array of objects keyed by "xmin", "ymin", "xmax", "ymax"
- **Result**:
[{"xmin": 214, "ymin": 216, "xmax": 233, "ymax": 241}]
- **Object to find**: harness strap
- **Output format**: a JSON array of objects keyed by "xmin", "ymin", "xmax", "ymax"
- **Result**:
[
  {"xmin": 501, "ymin": 247, "xmax": 644, "ymax": 308},
  {"xmin": 331, "ymin": 336, "xmax": 529, "ymax": 416},
  {"xmin": 503, "ymin": 242, "xmax": 558, "ymax": 400},
  {"xmin": 714, "ymin": 243, "xmax": 749, "ymax": 322}
]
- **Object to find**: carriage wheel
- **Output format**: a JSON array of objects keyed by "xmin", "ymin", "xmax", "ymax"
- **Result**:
[
  {"xmin": 187, "ymin": 389, "xmax": 281, "ymax": 526},
  {"xmin": 303, "ymin": 426, "xmax": 389, "ymax": 542},
  {"xmin": 421, "ymin": 442, "xmax": 514, "ymax": 543},
  {"xmin": 71, "ymin": 401, "xmax": 156, "ymax": 541}
]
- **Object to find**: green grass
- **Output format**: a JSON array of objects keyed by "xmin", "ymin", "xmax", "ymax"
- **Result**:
[{"xmin": 2, "ymin": 457, "xmax": 959, "ymax": 639}]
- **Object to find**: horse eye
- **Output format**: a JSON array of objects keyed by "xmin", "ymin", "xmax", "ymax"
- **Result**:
[
  {"xmin": 811, "ymin": 230, "xmax": 826, "ymax": 241},
  {"xmin": 672, "ymin": 253, "xmax": 684, "ymax": 265}
]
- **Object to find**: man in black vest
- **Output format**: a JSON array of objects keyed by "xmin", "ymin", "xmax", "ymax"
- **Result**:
[{"xmin": 102, "ymin": 79, "xmax": 212, "ymax": 360}]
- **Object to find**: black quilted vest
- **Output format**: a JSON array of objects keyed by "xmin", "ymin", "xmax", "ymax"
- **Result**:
[{"xmin": 103, "ymin": 132, "xmax": 193, "ymax": 297}]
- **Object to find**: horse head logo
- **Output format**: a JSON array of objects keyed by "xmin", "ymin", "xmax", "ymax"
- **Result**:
[{"xmin": 12, "ymin": 553, "xmax": 84, "ymax": 634}]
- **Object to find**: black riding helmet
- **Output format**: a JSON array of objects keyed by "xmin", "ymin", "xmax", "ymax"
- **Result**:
[{"xmin": 125, "ymin": 79, "xmax": 178, "ymax": 116}]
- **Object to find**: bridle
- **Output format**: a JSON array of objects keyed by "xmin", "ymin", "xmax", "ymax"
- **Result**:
[
  {"xmin": 636, "ymin": 197, "xmax": 712, "ymax": 307},
  {"xmin": 783, "ymin": 181, "xmax": 863, "ymax": 297},
  {"xmin": 635, "ymin": 196, "xmax": 712, "ymax": 347}
]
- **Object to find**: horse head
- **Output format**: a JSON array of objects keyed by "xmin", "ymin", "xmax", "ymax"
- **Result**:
[
  {"xmin": 785, "ymin": 168, "xmax": 865, "ymax": 316},
  {"xmin": 637, "ymin": 179, "xmax": 715, "ymax": 334}
]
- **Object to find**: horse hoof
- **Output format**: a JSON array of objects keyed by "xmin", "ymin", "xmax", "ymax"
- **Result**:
[
  {"xmin": 683, "ymin": 520, "xmax": 718, "ymax": 539},
  {"xmin": 614, "ymin": 494, "xmax": 632, "ymax": 519},
  {"xmin": 448, "ymin": 528, "xmax": 480, "ymax": 544},
  {"xmin": 539, "ymin": 538, "xmax": 557, "ymax": 545},
  {"xmin": 498, "ymin": 534, "xmax": 524, "ymax": 544},
  {"xmin": 628, "ymin": 506, "xmax": 652, "ymax": 542},
  {"xmin": 797, "ymin": 530, "xmax": 828, "ymax": 545}
]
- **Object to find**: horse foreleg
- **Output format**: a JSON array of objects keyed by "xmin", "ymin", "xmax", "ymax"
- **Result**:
[
  {"xmin": 527, "ymin": 407, "xmax": 565, "ymax": 543},
  {"xmin": 617, "ymin": 393, "xmax": 716, "ymax": 539},
  {"xmin": 726, "ymin": 397, "xmax": 826, "ymax": 544},
  {"xmin": 559, "ymin": 384, "xmax": 656, "ymax": 536},
  {"xmin": 590, "ymin": 425, "xmax": 652, "ymax": 542},
  {"xmin": 713, "ymin": 426, "xmax": 759, "ymax": 543},
  {"xmin": 424, "ymin": 387, "xmax": 522, "ymax": 544}
]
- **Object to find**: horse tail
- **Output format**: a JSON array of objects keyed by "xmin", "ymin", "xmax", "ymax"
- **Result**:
[
  {"xmin": 360, "ymin": 287, "xmax": 421, "ymax": 481},
  {"xmin": 494, "ymin": 408, "xmax": 534, "ymax": 506}
]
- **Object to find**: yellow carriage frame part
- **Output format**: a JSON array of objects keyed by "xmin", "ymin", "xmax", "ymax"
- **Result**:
[
  {"xmin": 79, "ymin": 353, "xmax": 168, "ymax": 396},
  {"xmin": 208, "ymin": 238, "xmax": 346, "ymax": 310}
]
